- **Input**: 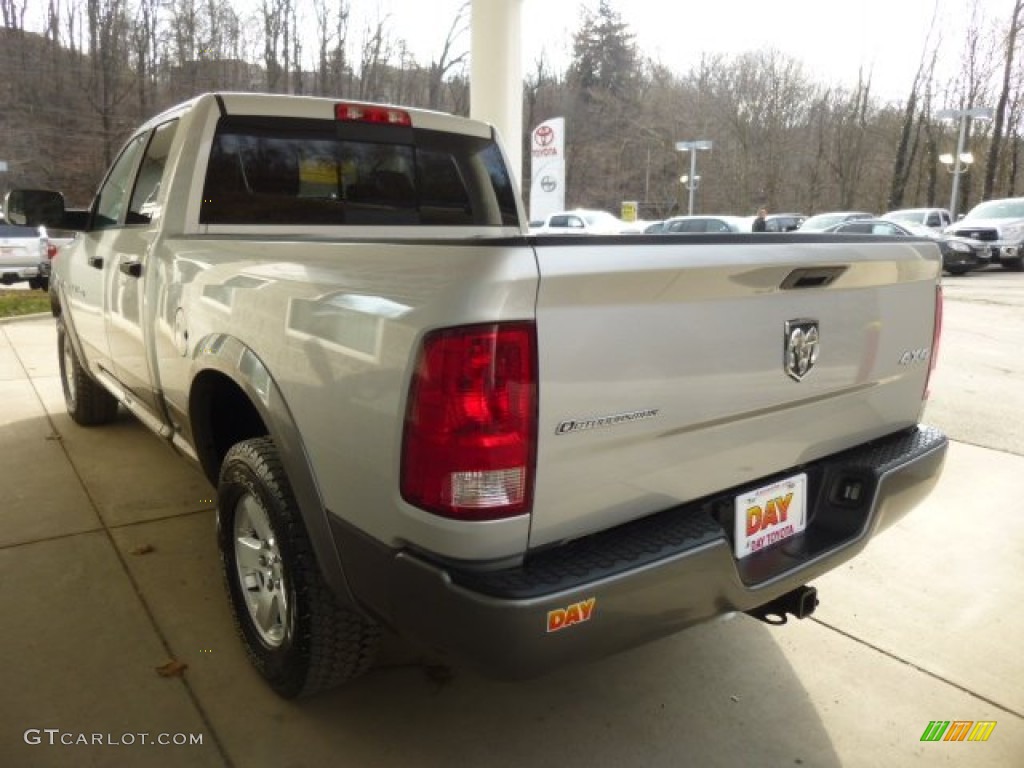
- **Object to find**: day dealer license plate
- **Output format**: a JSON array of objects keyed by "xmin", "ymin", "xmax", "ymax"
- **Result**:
[{"xmin": 734, "ymin": 473, "xmax": 807, "ymax": 559}]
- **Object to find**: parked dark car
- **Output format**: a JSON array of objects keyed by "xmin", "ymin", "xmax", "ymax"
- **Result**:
[
  {"xmin": 763, "ymin": 213, "xmax": 807, "ymax": 232},
  {"xmin": 826, "ymin": 218, "xmax": 990, "ymax": 275},
  {"xmin": 659, "ymin": 215, "xmax": 746, "ymax": 233}
]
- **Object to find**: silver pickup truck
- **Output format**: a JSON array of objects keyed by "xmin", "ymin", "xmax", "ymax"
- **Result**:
[{"xmin": 6, "ymin": 92, "xmax": 948, "ymax": 699}]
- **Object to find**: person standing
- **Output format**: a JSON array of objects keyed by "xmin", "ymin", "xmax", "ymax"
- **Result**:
[{"xmin": 752, "ymin": 207, "xmax": 768, "ymax": 232}]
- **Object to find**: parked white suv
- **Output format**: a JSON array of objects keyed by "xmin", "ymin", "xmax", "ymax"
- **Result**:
[
  {"xmin": 0, "ymin": 222, "xmax": 48, "ymax": 289},
  {"xmin": 530, "ymin": 209, "xmax": 635, "ymax": 234},
  {"xmin": 946, "ymin": 197, "xmax": 1024, "ymax": 271},
  {"xmin": 883, "ymin": 208, "xmax": 952, "ymax": 231}
]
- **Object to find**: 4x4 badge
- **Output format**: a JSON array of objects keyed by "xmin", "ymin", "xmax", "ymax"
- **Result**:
[{"xmin": 785, "ymin": 319, "xmax": 819, "ymax": 381}]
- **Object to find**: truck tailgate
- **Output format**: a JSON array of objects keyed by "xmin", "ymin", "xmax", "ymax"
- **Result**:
[{"xmin": 529, "ymin": 235, "xmax": 940, "ymax": 548}]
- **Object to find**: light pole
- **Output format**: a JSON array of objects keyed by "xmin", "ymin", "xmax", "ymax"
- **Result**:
[
  {"xmin": 679, "ymin": 174, "xmax": 701, "ymax": 213},
  {"xmin": 675, "ymin": 140, "xmax": 712, "ymax": 215},
  {"xmin": 935, "ymin": 107, "xmax": 993, "ymax": 219}
]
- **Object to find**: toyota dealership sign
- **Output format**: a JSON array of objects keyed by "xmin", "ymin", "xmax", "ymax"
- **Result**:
[{"xmin": 529, "ymin": 117, "xmax": 565, "ymax": 222}]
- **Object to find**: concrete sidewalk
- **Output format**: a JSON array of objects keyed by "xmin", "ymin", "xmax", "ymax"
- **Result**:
[{"xmin": 1, "ymin": 314, "xmax": 1021, "ymax": 767}]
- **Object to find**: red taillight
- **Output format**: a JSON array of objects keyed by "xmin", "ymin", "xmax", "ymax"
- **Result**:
[
  {"xmin": 46, "ymin": 242, "xmax": 58, "ymax": 260},
  {"xmin": 401, "ymin": 323, "xmax": 537, "ymax": 520},
  {"xmin": 924, "ymin": 285, "xmax": 943, "ymax": 399},
  {"xmin": 335, "ymin": 103, "xmax": 412, "ymax": 126}
]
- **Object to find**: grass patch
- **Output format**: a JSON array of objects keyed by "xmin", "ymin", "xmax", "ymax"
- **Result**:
[{"xmin": 0, "ymin": 289, "xmax": 51, "ymax": 318}]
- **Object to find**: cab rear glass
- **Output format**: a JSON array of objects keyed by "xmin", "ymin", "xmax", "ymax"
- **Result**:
[{"xmin": 200, "ymin": 115, "xmax": 518, "ymax": 227}]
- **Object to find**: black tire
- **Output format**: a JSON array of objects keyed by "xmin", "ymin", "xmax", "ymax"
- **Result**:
[
  {"xmin": 945, "ymin": 268, "xmax": 969, "ymax": 276},
  {"xmin": 58, "ymin": 320, "xmax": 119, "ymax": 426},
  {"xmin": 217, "ymin": 437, "xmax": 380, "ymax": 698},
  {"xmin": 1002, "ymin": 257, "xmax": 1024, "ymax": 272},
  {"xmin": 28, "ymin": 277, "xmax": 44, "ymax": 291}
]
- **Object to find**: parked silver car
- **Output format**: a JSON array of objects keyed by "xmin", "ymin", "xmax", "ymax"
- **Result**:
[
  {"xmin": 798, "ymin": 211, "xmax": 873, "ymax": 232},
  {"xmin": 883, "ymin": 207, "xmax": 952, "ymax": 230},
  {"xmin": 0, "ymin": 222, "xmax": 48, "ymax": 289},
  {"xmin": 946, "ymin": 197, "xmax": 1024, "ymax": 271}
]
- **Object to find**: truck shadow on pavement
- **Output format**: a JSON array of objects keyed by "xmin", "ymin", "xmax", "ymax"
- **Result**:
[
  {"xmin": 0, "ymin": 311, "xmax": 843, "ymax": 768},
  {"xmin": 1, "ymin": 382, "xmax": 842, "ymax": 768}
]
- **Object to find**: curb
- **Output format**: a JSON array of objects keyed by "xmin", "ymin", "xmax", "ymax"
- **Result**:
[{"xmin": 0, "ymin": 312, "xmax": 51, "ymax": 324}]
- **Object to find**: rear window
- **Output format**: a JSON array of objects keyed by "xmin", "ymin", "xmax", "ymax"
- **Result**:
[
  {"xmin": 200, "ymin": 116, "xmax": 519, "ymax": 227},
  {"xmin": 0, "ymin": 224, "xmax": 40, "ymax": 238}
]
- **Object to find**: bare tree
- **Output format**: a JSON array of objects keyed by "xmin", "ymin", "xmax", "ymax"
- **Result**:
[
  {"xmin": 83, "ymin": 0, "xmax": 133, "ymax": 166},
  {"xmin": 948, "ymin": 1, "xmax": 998, "ymax": 213},
  {"xmin": 358, "ymin": 16, "xmax": 394, "ymax": 102},
  {"xmin": 313, "ymin": 0, "xmax": 348, "ymax": 95},
  {"xmin": 888, "ymin": 3, "xmax": 941, "ymax": 210},
  {"xmin": 428, "ymin": 1, "xmax": 469, "ymax": 109},
  {"xmin": 828, "ymin": 71, "xmax": 874, "ymax": 209},
  {"xmin": 0, "ymin": 0, "xmax": 26, "ymax": 28},
  {"xmin": 983, "ymin": 0, "xmax": 1023, "ymax": 199},
  {"xmin": 262, "ymin": 0, "xmax": 286, "ymax": 91},
  {"xmin": 131, "ymin": 0, "xmax": 160, "ymax": 118}
]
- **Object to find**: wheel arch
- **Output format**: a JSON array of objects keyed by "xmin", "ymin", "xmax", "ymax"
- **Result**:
[{"xmin": 188, "ymin": 335, "xmax": 356, "ymax": 608}]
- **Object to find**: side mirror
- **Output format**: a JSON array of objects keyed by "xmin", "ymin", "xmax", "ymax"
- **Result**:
[{"xmin": 4, "ymin": 189, "xmax": 69, "ymax": 228}]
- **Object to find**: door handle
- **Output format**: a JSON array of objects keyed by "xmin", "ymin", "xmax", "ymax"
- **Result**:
[
  {"xmin": 87, "ymin": 255, "xmax": 103, "ymax": 269},
  {"xmin": 119, "ymin": 260, "xmax": 142, "ymax": 278}
]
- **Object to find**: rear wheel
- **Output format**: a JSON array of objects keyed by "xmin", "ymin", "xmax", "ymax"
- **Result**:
[
  {"xmin": 217, "ymin": 437, "xmax": 380, "ymax": 698},
  {"xmin": 58, "ymin": 320, "xmax": 119, "ymax": 426}
]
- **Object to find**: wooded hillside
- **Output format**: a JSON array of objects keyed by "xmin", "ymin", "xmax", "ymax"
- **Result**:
[{"xmin": 1, "ymin": 0, "xmax": 1021, "ymax": 218}]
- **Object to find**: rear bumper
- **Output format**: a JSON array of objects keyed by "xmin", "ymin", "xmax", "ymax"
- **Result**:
[
  {"xmin": 983, "ymin": 240, "xmax": 1021, "ymax": 264},
  {"xmin": 0, "ymin": 265, "xmax": 40, "ymax": 284},
  {"xmin": 333, "ymin": 426, "xmax": 947, "ymax": 678},
  {"xmin": 942, "ymin": 245, "xmax": 990, "ymax": 272}
]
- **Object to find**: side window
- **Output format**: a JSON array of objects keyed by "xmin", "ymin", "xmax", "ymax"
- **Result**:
[
  {"xmin": 129, "ymin": 120, "xmax": 179, "ymax": 224},
  {"xmin": 92, "ymin": 133, "xmax": 148, "ymax": 230}
]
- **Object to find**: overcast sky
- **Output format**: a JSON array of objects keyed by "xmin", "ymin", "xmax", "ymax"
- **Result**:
[{"xmin": 355, "ymin": 0, "xmax": 1006, "ymax": 102}]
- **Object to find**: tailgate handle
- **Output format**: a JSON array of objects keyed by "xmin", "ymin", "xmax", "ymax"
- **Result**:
[
  {"xmin": 87, "ymin": 255, "xmax": 103, "ymax": 269},
  {"xmin": 781, "ymin": 266, "xmax": 847, "ymax": 290}
]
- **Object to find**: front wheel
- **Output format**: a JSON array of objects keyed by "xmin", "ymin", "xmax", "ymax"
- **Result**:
[
  {"xmin": 217, "ymin": 437, "xmax": 380, "ymax": 698},
  {"xmin": 58, "ymin": 320, "xmax": 119, "ymax": 426}
]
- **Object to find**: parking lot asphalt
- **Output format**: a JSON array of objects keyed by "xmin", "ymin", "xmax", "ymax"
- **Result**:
[{"xmin": 1, "ymin": 307, "xmax": 1022, "ymax": 768}]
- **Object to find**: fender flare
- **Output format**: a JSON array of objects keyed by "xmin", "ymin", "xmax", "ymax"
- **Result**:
[{"xmin": 189, "ymin": 333, "xmax": 357, "ymax": 608}]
